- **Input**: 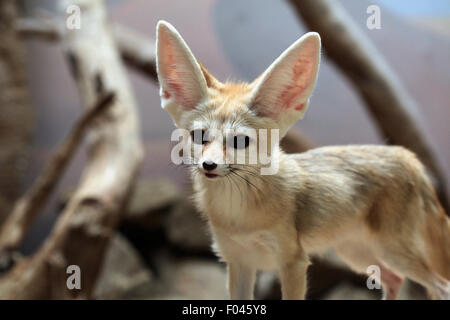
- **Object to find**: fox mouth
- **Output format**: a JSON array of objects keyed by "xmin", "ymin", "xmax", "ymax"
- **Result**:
[{"xmin": 204, "ymin": 173, "xmax": 219, "ymax": 179}]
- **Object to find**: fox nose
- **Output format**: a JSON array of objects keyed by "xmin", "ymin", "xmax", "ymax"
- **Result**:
[{"xmin": 202, "ymin": 161, "xmax": 217, "ymax": 171}]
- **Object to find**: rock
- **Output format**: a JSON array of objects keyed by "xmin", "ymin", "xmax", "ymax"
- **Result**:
[
  {"xmin": 322, "ymin": 282, "xmax": 379, "ymax": 300},
  {"xmin": 169, "ymin": 259, "xmax": 228, "ymax": 299},
  {"xmin": 255, "ymin": 271, "xmax": 281, "ymax": 300},
  {"xmin": 144, "ymin": 251, "xmax": 228, "ymax": 300},
  {"xmin": 125, "ymin": 179, "xmax": 181, "ymax": 228},
  {"xmin": 307, "ymin": 249, "xmax": 367, "ymax": 299},
  {"xmin": 93, "ymin": 233, "xmax": 153, "ymax": 299},
  {"xmin": 397, "ymin": 279, "xmax": 428, "ymax": 300},
  {"xmin": 59, "ymin": 179, "xmax": 181, "ymax": 229},
  {"xmin": 166, "ymin": 198, "xmax": 212, "ymax": 253}
]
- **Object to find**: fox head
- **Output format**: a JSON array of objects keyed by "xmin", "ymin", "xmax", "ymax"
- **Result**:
[{"xmin": 156, "ymin": 21, "xmax": 320, "ymax": 179}]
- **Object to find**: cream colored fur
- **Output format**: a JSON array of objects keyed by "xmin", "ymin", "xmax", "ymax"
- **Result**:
[{"xmin": 156, "ymin": 21, "xmax": 450, "ymax": 300}]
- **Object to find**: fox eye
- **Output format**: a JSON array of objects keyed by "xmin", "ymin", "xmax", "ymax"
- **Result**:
[
  {"xmin": 232, "ymin": 135, "xmax": 250, "ymax": 149},
  {"xmin": 191, "ymin": 129, "xmax": 208, "ymax": 145}
]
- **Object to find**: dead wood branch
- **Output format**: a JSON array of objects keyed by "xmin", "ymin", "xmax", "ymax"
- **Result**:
[
  {"xmin": 0, "ymin": 93, "xmax": 115, "ymax": 254},
  {"xmin": 0, "ymin": 0, "xmax": 143, "ymax": 299},
  {"xmin": 0, "ymin": 0, "xmax": 34, "ymax": 225},
  {"xmin": 17, "ymin": 18, "xmax": 158, "ymax": 81},
  {"xmin": 280, "ymin": 129, "xmax": 316, "ymax": 154},
  {"xmin": 113, "ymin": 24, "xmax": 158, "ymax": 80},
  {"xmin": 289, "ymin": 0, "xmax": 449, "ymax": 211},
  {"xmin": 15, "ymin": 18, "xmax": 63, "ymax": 41}
]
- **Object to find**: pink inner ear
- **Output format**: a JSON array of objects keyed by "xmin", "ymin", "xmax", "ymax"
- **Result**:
[
  {"xmin": 295, "ymin": 103, "xmax": 305, "ymax": 111},
  {"xmin": 278, "ymin": 84, "xmax": 306, "ymax": 109},
  {"xmin": 162, "ymin": 37, "xmax": 196, "ymax": 110},
  {"xmin": 167, "ymin": 76, "xmax": 188, "ymax": 108},
  {"xmin": 164, "ymin": 46, "xmax": 187, "ymax": 107},
  {"xmin": 163, "ymin": 90, "xmax": 171, "ymax": 99},
  {"xmin": 277, "ymin": 56, "xmax": 313, "ymax": 111}
]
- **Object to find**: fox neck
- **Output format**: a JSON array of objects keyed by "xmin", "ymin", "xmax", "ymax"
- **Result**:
[{"xmin": 192, "ymin": 150, "xmax": 301, "ymax": 228}]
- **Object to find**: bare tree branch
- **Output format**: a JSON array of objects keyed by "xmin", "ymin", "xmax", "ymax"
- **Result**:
[
  {"xmin": 0, "ymin": 92, "xmax": 115, "ymax": 254},
  {"xmin": 16, "ymin": 18, "xmax": 158, "ymax": 81},
  {"xmin": 0, "ymin": 0, "xmax": 34, "ymax": 225},
  {"xmin": 15, "ymin": 18, "xmax": 63, "ymax": 41},
  {"xmin": 0, "ymin": 0, "xmax": 143, "ymax": 299},
  {"xmin": 289, "ymin": 0, "xmax": 449, "ymax": 211},
  {"xmin": 113, "ymin": 24, "xmax": 157, "ymax": 80}
]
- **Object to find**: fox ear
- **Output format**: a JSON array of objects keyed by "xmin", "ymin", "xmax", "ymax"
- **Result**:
[
  {"xmin": 250, "ymin": 32, "xmax": 321, "ymax": 137},
  {"xmin": 156, "ymin": 21, "xmax": 208, "ymax": 126}
]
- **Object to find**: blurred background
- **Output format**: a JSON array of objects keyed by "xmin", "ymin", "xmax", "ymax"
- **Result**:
[{"xmin": 0, "ymin": 0, "xmax": 448, "ymax": 299}]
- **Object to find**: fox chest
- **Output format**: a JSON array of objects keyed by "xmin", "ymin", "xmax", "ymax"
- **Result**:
[
  {"xmin": 206, "ymin": 190, "xmax": 251, "ymax": 222},
  {"xmin": 201, "ymin": 185, "xmax": 278, "ymax": 228},
  {"xmin": 202, "ymin": 196, "xmax": 280, "ymax": 269},
  {"xmin": 199, "ymin": 186, "xmax": 285, "ymax": 269},
  {"xmin": 212, "ymin": 228, "xmax": 280, "ymax": 270}
]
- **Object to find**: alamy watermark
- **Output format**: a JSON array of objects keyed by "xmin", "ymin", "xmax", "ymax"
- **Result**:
[
  {"xmin": 66, "ymin": 5, "xmax": 81, "ymax": 30},
  {"xmin": 171, "ymin": 128, "xmax": 280, "ymax": 175},
  {"xmin": 66, "ymin": 264, "xmax": 81, "ymax": 290},
  {"xmin": 367, "ymin": 5, "xmax": 381, "ymax": 30},
  {"xmin": 366, "ymin": 265, "xmax": 382, "ymax": 290}
]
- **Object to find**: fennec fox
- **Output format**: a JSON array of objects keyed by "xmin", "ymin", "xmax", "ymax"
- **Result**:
[{"xmin": 155, "ymin": 21, "xmax": 450, "ymax": 300}]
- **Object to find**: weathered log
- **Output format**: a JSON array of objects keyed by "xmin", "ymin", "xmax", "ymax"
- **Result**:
[
  {"xmin": 0, "ymin": 0, "xmax": 34, "ymax": 225},
  {"xmin": 0, "ymin": 0, "xmax": 143, "ymax": 299},
  {"xmin": 16, "ymin": 19, "xmax": 158, "ymax": 80},
  {"xmin": 113, "ymin": 24, "xmax": 158, "ymax": 80},
  {"xmin": 0, "ymin": 93, "xmax": 115, "ymax": 254}
]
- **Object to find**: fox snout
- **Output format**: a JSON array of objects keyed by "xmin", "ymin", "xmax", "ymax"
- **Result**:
[
  {"xmin": 201, "ymin": 161, "xmax": 221, "ymax": 179},
  {"xmin": 202, "ymin": 161, "xmax": 217, "ymax": 171},
  {"xmin": 199, "ymin": 157, "xmax": 223, "ymax": 178},
  {"xmin": 197, "ymin": 139, "xmax": 227, "ymax": 179}
]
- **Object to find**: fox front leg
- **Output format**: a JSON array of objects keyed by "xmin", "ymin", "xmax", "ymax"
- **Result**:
[
  {"xmin": 279, "ymin": 253, "xmax": 310, "ymax": 300},
  {"xmin": 227, "ymin": 263, "xmax": 256, "ymax": 300}
]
